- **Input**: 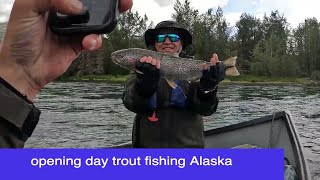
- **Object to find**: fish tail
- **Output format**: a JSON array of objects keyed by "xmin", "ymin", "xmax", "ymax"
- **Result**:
[
  {"xmin": 135, "ymin": 69, "xmax": 144, "ymax": 74},
  {"xmin": 225, "ymin": 66, "xmax": 240, "ymax": 76},
  {"xmin": 202, "ymin": 56, "xmax": 240, "ymax": 76},
  {"xmin": 223, "ymin": 56, "xmax": 237, "ymax": 67}
]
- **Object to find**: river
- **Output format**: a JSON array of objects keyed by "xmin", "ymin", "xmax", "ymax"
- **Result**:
[{"xmin": 25, "ymin": 82, "xmax": 320, "ymax": 179}]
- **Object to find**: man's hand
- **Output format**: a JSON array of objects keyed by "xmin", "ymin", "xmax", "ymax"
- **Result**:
[
  {"xmin": 134, "ymin": 56, "xmax": 161, "ymax": 97},
  {"xmin": 0, "ymin": 0, "xmax": 133, "ymax": 101},
  {"xmin": 199, "ymin": 53, "xmax": 225, "ymax": 92}
]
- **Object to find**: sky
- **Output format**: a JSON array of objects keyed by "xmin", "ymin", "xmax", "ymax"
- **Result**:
[{"xmin": 1, "ymin": 0, "xmax": 320, "ymax": 28}]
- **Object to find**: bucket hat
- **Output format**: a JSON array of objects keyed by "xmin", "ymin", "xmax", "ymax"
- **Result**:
[{"xmin": 144, "ymin": 20, "xmax": 192, "ymax": 49}]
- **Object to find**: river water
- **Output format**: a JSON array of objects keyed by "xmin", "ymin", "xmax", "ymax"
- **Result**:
[{"xmin": 25, "ymin": 82, "xmax": 320, "ymax": 179}]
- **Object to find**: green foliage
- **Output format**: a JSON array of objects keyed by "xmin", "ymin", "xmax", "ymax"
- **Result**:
[
  {"xmin": 311, "ymin": 71, "xmax": 320, "ymax": 80},
  {"xmin": 293, "ymin": 18, "xmax": 320, "ymax": 77},
  {"xmin": 57, "ymin": 2, "xmax": 320, "ymax": 81},
  {"xmin": 235, "ymin": 13, "xmax": 263, "ymax": 72},
  {"xmin": 60, "ymin": 75, "xmax": 129, "ymax": 83},
  {"xmin": 101, "ymin": 10, "xmax": 150, "ymax": 75},
  {"xmin": 64, "ymin": 9, "xmax": 150, "ymax": 77},
  {"xmin": 172, "ymin": 0, "xmax": 232, "ymax": 61},
  {"xmin": 172, "ymin": 0, "xmax": 199, "ymax": 32},
  {"xmin": 250, "ymin": 13, "xmax": 298, "ymax": 78},
  {"xmin": 226, "ymin": 74, "xmax": 309, "ymax": 84},
  {"xmin": 250, "ymin": 62, "xmax": 266, "ymax": 76}
]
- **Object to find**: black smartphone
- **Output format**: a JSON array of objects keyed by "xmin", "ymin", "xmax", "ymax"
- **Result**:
[{"xmin": 48, "ymin": 0, "xmax": 119, "ymax": 35}]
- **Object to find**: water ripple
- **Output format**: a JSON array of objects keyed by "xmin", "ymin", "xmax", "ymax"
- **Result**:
[{"xmin": 25, "ymin": 82, "xmax": 320, "ymax": 179}]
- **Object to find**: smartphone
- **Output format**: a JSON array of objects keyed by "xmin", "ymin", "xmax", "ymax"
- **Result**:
[{"xmin": 48, "ymin": 0, "xmax": 119, "ymax": 35}]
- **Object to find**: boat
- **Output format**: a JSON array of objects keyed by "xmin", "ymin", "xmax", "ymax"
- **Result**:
[
  {"xmin": 114, "ymin": 111, "xmax": 311, "ymax": 180},
  {"xmin": 204, "ymin": 111, "xmax": 311, "ymax": 180}
]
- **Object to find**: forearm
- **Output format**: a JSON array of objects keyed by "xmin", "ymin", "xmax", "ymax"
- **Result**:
[
  {"xmin": 0, "ymin": 78, "xmax": 40, "ymax": 148},
  {"xmin": 188, "ymin": 83, "xmax": 219, "ymax": 116},
  {"xmin": 122, "ymin": 76, "xmax": 153, "ymax": 113}
]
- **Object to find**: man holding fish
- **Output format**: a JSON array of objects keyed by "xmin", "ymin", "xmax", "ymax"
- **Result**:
[{"xmin": 118, "ymin": 20, "xmax": 238, "ymax": 148}]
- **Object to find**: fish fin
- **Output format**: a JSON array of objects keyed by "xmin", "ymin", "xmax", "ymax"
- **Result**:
[
  {"xmin": 165, "ymin": 78, "xmax": 177, "ymax": 89},
  {"xmin": 223, "ymin": 56, "xmax": 237, "ymax": 67},
  {"xmin": 135, "ymin": 69, "xmax": 144, "ymax": 74},
  {"xmin": 225, "ymin": 67, "xmax": 240, "ymax": 76}
]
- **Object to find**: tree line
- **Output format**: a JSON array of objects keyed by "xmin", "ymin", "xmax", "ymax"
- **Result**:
[
  {"xmin": 172, "ymin": 0, "xmax": 320, "ymax": 80},
  {"xmin": 1, "ymin": 0, "xmax": 320, "ymax": 80}
]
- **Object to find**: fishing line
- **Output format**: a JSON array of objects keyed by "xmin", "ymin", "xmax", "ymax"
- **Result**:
[
  {"xmin": 268, "ymin": 110, "xmax": 277, "ymax": 148},
  {"xmin": 268, "ymin": 108, "xmax": 291, "ymax": 148}
]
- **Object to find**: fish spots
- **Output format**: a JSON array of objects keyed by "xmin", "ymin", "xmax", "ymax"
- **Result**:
[{"xmin": 111, "ymin": 48, "xmax": 240, "ymax": 80}]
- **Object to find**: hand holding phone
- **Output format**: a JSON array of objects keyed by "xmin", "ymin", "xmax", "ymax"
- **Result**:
[{"xmin": 48, "ymin": 0, "xmax": 119, "ymax": 35}]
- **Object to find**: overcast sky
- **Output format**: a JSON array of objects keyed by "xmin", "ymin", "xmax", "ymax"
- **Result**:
[{"xmin": 1, "ymin": 0, "xmax": 320, "ymax": 28}]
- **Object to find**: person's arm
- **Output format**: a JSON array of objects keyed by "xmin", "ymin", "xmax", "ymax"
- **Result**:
[
  {"xmin": 0, "ymin": 0, "xmax": 132, "ymax": 148},
  {"xmin": 0, "ymin": 79, "xmax": 40, "ymax": 148},
  {"xmin": 187, "ymin": 82, "xmax": 219, "ymax": 116},
  {"xmin": 122, "ymin": 75, "xmax": 153, "ymax": 113},
  {"xmin": 123, "ymin": 57, "xmax": 160, "ymax": 113},
  {"xmin": 187, "ymin": 53, "xmax": 224, "ymax": 116}
]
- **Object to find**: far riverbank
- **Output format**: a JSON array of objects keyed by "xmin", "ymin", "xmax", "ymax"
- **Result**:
[{"xmin": 58, "ymin": 75, "xmax": 319, "ymax": 86}]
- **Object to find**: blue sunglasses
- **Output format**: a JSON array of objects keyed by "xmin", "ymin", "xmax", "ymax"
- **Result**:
[{"xmin": 156, "ymin": 34, "xmax": 180, "ymax": 43}]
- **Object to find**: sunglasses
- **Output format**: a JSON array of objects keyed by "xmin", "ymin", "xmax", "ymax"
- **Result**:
[{"xmin": 156, "ymin": 34, "xmax": 180, "ymax": 43}]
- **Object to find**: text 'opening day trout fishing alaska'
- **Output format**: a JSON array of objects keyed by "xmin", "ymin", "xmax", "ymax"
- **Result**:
[{"xmin": 111, "ymin": 48, "xmax": 240, "ymax": 82}]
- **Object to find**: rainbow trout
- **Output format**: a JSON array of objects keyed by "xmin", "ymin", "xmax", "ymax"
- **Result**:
[{"xmin": 111, "ymin": 48, "xmax": 239, "ymax": 81}]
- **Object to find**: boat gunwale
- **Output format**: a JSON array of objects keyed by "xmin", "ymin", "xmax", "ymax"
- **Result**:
[
  {"xmin": 112, "ymin": 111, "xmax": 311, "ymax": 180},
  {"xmin": 204, "ymin": 111, "xmax": 310, "ymax": 180},
  {"xmin": 284, "ymin": 112, "xmax": 311, "ymax": 180},
  {"xmin": 204, "ymin": 111, "xmax": 286, "ymax": 136}
]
